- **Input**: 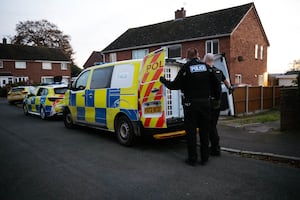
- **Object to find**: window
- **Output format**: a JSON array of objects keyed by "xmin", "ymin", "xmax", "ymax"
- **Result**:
[
  {"xmin": 235, "ymin": 74, "xmax": 242, "ymax": 85},
  {"xmin": 41, "ymin": 76, "xmax": 54, "ymax": 83},
  {"xmin": 54, "ymin": 87, "xmax": 68, "ymax": 94},
  {"xmin": 74, "ymin": 70, "xmax": 90, "ymax": 90},
  {"xmin": 15, "ymin": 61, "xmax": 26, "ymax": 69},
  {"xmin": 37, "ymin": 88, "xmax": 48, "ymax": 96},
  {"xmin": 167, "ymin": 45, "xmax": 181, "ymax": 58},
  {"xmin": 61, "ymin": 63, "xmax": 68, "ymax": 70},
  {"xmin": 260, "ymin": 45, "xmax": 263, "ymax": 60},
  {"xmin": 2, "ymin": 80, "xmax": 5, "ymax": 85},
  {"xmin": 255, "ymin": 44, "xmax": 258, "ymax": 59},
  {"xmin": 206, "ymin": 40, "xmax": 219, "ymax": 54},
  {"xmin": 90, "ymin": 67, "xmax": 113, "ymax": 89},
  {"xmin": 42, "ymin": 62, "xmax": 52, "ymax": 70},
  {"xmin": 132, "ymin": 49, "xmax": 149, "ymax": 59},
  {"xmin": 111, "ymin": 64, "xmax": 134, "ymax": 88},
  {"xmin": 0, "ymin": 60, "xmax": 3, "ymax": 68},
  {"xmin": 109, "ymin": 53, "xmax": 117, "ymax": 62}
]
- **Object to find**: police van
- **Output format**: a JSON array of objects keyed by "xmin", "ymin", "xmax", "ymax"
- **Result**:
[{"xmin": 63, "ymin": 48, "xmax": 233, "ymax": 145}]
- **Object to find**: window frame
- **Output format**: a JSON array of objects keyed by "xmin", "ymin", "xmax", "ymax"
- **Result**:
[
  {"xmin": 166, "ymin": 44, "xmax": 182, "ymax": 59},
  {"xmin": 90, "ymin": 67, "xmax": 114, "ymax": 89},
  {"xmin": 42, "ymin": 62, "xmax": 52, "ymax": 70},
  {"xmin": 205, "ymin": 39, "xmax": 219, "ymax": 54},
  {"xmin": 109, "ymin": 53, "xmax": 117, "ymax": 62},
  {"xmin": 235, "ymin": 74, "xmax": 242, "ymax": 85},
  {"xmin": 73, "ymin": 70, "xmax": 91, "ymax": 91},
  {"xmin": 61, "ymin": 63, "xmax": 68, "ymax": 70},
  {"xmin": 260, "ymin": 45, "xmax": 263, "ymax": 60},
  {"xmin": 132, "ymin": 49, "xmax": 149, "ymax": 59},
  {"xmin": 15, "ymin": 61, "xmax": 26, "ymax": 69},
  {"xmin": 255, "ymin": 44, "xmax": 259, "ymax": 59}
]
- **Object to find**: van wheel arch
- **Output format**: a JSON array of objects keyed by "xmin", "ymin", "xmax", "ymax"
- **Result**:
[{"xmin": 114, "ymin": 114, "xmax": 136, "ymax": 146}]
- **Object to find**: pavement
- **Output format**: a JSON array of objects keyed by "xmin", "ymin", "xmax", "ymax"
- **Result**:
[{"xmin": 217, "ymin": 120, "xmax": 300, "ymax": 162}]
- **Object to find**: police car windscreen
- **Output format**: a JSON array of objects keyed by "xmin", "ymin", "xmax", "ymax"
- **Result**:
[{"xmin": 54, "ymin": 87, "xmax": 68, "ymax": 94}]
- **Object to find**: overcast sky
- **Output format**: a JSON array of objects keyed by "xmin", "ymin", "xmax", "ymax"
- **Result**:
[{"xmin": 0, "ymin": 0, "xmax": 299, "ymax": 73}]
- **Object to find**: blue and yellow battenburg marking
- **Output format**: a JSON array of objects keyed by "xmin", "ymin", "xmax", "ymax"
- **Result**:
[{"xmin": 66, "ymin": 85, "xmax": 139, "ymax": 130}]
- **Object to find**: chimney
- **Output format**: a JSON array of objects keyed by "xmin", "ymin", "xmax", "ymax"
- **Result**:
[
  {"xmin": 2, "ymin": 38, "xmax": 7, "ymax": 44},
  {"xmin": 175, "ymin": 7, "xmax": 186, "ymax": 20}
]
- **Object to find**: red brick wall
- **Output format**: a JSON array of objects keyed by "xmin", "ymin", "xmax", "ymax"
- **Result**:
[
  {"xmin": 230, "ymin": 8, "xmax": 269, "ymax": 86},
  {"xmin": 103, "ymin": 8, "xmax": 269, "ymax": 87},
  {"xmin": 1, "ymin": 61, "xmax": 71, "ymax": 83}
]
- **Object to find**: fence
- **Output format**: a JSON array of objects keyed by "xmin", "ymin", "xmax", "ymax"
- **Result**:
[{"xmin": 233, "ymin": 86, "xmax": 281, "ymax": 115}]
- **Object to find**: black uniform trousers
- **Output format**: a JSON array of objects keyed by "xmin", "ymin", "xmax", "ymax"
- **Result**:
[
  {"xmin": 184, "ymin": 101, "xmax": 211, "ymax": 162},
  {"xmin": 209, "ymin": 108, "xmax": 220, "ymax": 151}
]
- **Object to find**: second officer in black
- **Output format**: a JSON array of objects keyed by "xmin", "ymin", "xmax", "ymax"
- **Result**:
[{"xmin": 160, "ymin": 48, "xmax": 221, "ymax": 166}]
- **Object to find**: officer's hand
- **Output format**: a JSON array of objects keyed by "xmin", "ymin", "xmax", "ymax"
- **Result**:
[
  {"xmin": 160, "ymin": 76, "xmax": 166, "ymax": 84},
  {"xmin": 228, "ymin": 86, "xmax": 234, "ymax": 94}
]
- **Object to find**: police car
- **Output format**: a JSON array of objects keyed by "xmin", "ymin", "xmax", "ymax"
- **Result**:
[
  {"xmin": 7, "ymin": 86, "xmax": 35, "ymax": 104},
  {"xmin": 23, "ymin": 84, "xmax": 68, "ymax": 119}
]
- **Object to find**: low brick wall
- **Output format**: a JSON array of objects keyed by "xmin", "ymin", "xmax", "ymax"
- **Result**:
[{"xmin": 280, "ymin": 87, "xmax": 300, "ymax": 131}]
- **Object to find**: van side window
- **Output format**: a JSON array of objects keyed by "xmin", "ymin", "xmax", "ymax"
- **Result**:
[
  {"xmin": 111, "ymin": 64, "xmax": 134, "ymax": 88},
  {"xmin": 90, "ymin": 67, "xmax": 113, "ymax": 89},
  {"xmin": 74, "ymin": 70, "xmax": 90, "ymax": 90}
]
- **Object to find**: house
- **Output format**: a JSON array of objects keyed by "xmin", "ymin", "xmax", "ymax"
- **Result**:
[
  {"xmin": 0, "ymin": 39, "xmax": 71, "ymax": 87},
  {"xmin": 83, "ymin": 51, "xmax": 103, "ymax": 69},
  {"xmin": 276, "ymin": 71, "xmax": 299, "ymax": 86},
  {"xmin": 100, "ymin": 3, "xmax": 269, "ymax": 86}
]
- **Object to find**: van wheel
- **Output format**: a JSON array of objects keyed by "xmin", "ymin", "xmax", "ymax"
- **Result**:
[
  {"xmin": 64, "ymin": 108, "xmax": 74, "ymax": 129},
  {"xmin": 23, "ymin": 103, "xmax": 28, "ymax": 115},
  {"xmin": 116, "ymin": 116, "xmax": 135, "ymax": 146},
  {"xmin": 40, "ymin": 106, "xmax": 47, "ymax": 120}
]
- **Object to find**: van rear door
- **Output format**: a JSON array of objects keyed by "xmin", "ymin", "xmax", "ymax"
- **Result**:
[
  {"xmin": 213, "ymin": 54, "xmax": 235, "ymax": 116},
  {"xmin": 164, "ymin": 60, "xmax": 184, "ymax": 122},
  {"xmin": 139, "ymin": 48, "xmax": 167, "ymax": 128}
]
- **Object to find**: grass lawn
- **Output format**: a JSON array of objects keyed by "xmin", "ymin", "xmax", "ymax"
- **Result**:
[{"xmin": 220, "ymin": 109, "xmax": 280, "ymax": 125}]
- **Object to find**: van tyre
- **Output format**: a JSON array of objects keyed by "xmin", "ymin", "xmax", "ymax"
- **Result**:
[
  {"xmin": 64, "ymin": 108, "xmax": 74, "ymax": 129},
  {"xmin": 116, "ymin": 116, "xmax": 135, "ymax": 146},
  {"xmin": 23, "ymin": 103, "xmax": 28, "ymax": 115}
]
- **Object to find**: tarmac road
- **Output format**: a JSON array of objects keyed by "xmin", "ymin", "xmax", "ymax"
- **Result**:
[{"xmin": 0, "ymin": 98, "xmax": 299, "ymax": 200}]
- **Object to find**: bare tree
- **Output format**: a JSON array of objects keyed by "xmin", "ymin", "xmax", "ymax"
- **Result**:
[
  {"xmin": 289, "ymin": 59, "xmax": 300, "ymax": 71},
  {"xmin": 11, "ymin": 20, "xmax": 74, "ymax": 61}
]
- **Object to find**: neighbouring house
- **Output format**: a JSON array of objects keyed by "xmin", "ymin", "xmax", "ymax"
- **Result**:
[
  {"xmin": 99, "ymin": 2, "xmax": 269, "ymax": 86},
  {"xmin": 0, "ymin": 39, "xmax": 71, "ymax": 87},
  {"xmin": 276, "ymin": 71, "xmax": 299, "ymax": 86},
  {"xmin": 83, "ymin": 51, "xmax": 103, "ymax": 69}
]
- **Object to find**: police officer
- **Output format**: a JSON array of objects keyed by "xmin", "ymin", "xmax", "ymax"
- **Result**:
[
  {"xmin": 160, "ymin": 48, "xmax": 221, "ymax": 166},
  {"xmin": 204, "ymin": 53, "xmax": 234, "ymax": 156}
]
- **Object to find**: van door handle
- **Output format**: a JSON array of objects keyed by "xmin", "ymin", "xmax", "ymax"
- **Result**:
[{"xmin": 151, "ymin": 88, "xmax": 159, "ymax": 93}]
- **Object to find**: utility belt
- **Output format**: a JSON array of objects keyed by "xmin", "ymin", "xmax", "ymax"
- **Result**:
[{"xmin": 181, "ymin": 95, "xmax": 210, "ymax": 109}]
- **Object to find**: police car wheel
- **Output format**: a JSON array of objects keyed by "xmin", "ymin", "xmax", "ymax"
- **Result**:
[
  {"xmin": 63, "ymin": 108, "xmax": 74, "ymax": 129},
  {"xmin": 116, "ymin": 116, "xmax": 135, "ymax": 146},
  {"xmin": 40, "ymin": 107, "xmax": 46, "ymax": 120},
  {"xmin": 23, "ymin": 103, "xmax": 28, "ymax": 115}
]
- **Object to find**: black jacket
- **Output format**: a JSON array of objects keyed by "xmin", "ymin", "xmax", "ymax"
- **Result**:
[{"xmin": 160, "ymin": 58, "xmax": 221, "ymax": 101}]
